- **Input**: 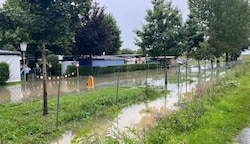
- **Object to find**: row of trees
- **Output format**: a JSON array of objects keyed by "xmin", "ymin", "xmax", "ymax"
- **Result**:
[{"xmin": 135, "ymin": 0, "xmax": 250, "ymax": 63}]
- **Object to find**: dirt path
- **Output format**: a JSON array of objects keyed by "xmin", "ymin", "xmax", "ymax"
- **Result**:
[{"xmin": 235, "ymin": 127, "xmax": 250, "ymax": 144}]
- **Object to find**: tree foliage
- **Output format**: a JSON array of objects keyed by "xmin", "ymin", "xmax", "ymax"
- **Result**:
[
  {"xmin": 0, "ymin": 0, "xmax": 30, "ymax": 50},
  {"xmin": 74, "ymin": 2, "xmax": 122, "ymax": 56},
  {"xmin": 0, "ymin": 0, "xmax": 91, "ymax": 53},
  {"xmin": 0, "ymin": 62, "xmax": 9, "ymax": 85},
  {"xmin": 134, "ymin": 0, "xmax": 184, "ymax": 57},
  {"xmin": 184, "ymin": 12, "xmax": 204, "ymax": 59},
  {"xmin": 120, "ymin": 48, "xmax": 135, "ymax": 54},
  {"xmin": 188, "ymin": 0, "xmax": 250, "ymax": 60}
]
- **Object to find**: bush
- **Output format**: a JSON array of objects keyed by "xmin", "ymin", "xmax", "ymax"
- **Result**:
[
  {"xmin": 66, "ymin": 63, "xmax": 158, "ymax": 76},
  {"xmin": 0, "ymin": 62, "xmax": 10, "ymax": 85},
  {"xmin": 47, "ymin": 54, "xmax": 60, "ymax": 76}
]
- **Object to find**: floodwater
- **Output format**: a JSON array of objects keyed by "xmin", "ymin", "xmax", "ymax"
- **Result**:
[
  {"xmin": 0, "ymin": 66, "xmax": 214, "ymax": 143},
  {"xmin": 0, "ymin": 68, "xmax": 186, "ymax": 104},
  {"xmin": 49, "ymin": 67, "xmax": 206, "ymax": 144},
  {"xmin": 0, "ymin": 70, "xmax": 159, "ymax": 103}
]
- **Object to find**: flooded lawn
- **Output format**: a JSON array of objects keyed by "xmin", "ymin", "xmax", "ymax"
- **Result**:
[
  {"xmin": 0, "ymin": 65, "xmax": 217, "ymax": 143},
  {"xmin": 50, "ymin": 68, "xmax": 208, "ymax": 143}
]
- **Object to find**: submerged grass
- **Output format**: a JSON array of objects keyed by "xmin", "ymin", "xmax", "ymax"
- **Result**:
[
  {"xmin": 145, "ymin": 63, "xmax": 250, "ymax": 144},
  {"xmin": 0, "ymin": 86, "xmax": 168, "ymax": 143}
]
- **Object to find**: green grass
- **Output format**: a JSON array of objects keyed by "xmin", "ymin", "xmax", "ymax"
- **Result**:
[
  {"xmin": 145, "ymin": 63, "xmax": 250, "ymax": 144},
  {"xmin": 0, "ymin": 86, "xmax": 168, "ymax": 143}
]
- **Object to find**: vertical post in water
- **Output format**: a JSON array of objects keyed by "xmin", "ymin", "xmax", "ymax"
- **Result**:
[
  {"xmin": 42, "ymin": 41, "xmax": 48, "ymax": 115},
  {"xmin": 116, "ymin": 66, "xmax": 120, "ymax": 105},
  {"xmin": 145, "ymin": 63, "xmax": 149, "ymax": 97},
  {"xmin": 56, "ymin": 76, "xmax": 61, "ymax": 128},
  {"xmin": 178, "ymin": 64, "xmax": 180, "ymax": 87}
]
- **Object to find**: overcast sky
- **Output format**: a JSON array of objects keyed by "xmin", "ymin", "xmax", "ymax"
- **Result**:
[
  {"xmin": 95, "ymin": 0, "xmax": 188, "ymax": 50},
  {"xmin": 0, "ymin": 0, "xmax": 189, "ymax": 50}
]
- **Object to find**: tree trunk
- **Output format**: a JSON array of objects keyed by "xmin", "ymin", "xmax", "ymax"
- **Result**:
[
  {"xmin": 42, "ymin": 41, "xmax": 48, "ymax": 115},
  {"xmin": 226, "ymin": 52, "xmax": 229, "ymax": 67},
  {"xmin": 198, "ymin": 60, "xmax": 201, "ymax": 73},
  {"xmin": 211, "ymin": 59, "xmax": 214, "ymax": 69},
  {"xmin": 186, "ymin": 55, "xmax": 188, "ymax": 80}
]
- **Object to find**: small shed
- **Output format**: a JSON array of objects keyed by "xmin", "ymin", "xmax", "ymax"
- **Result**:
[
  {"xmin": 0, "ymin": 50, "xmax": 21, "ymax": 82},
  {"xmin": 79, "ymin": 55, "xmax": 125, "ymax": 67},
  {"xmin": 116, "ymin": 54, "xmax": 145, "ymax": 64},
  {"xmin": 61, "ymin": 55, "xmax": 75, "ymax": 75},
  {"xmin": 61, "ymin": 55, "xmax": 125, "ymax": 74},
  {"xmin": 147, "ymin": 56, "xmax": 177, "ymax": 67}
]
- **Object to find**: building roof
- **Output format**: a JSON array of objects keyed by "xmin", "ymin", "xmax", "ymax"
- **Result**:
[
  {"xmin": 92, "ymin": 55, "xmax": 125, "ymax": 60},
  {"xmin": 148, "ymin": 56, "xmax": 176, "ymax": 59},
  {"xmin": 115, "ymin": 54, "xmax": 143, "ymax": 58},
  {"xmin": 0, "ymin": 50, "xmax": 21, "ymax": 55}
]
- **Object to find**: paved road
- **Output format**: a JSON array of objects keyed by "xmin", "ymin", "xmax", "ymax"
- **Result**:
[{"xmin": 235, "ymin": 128, "xmax": 250, "ymax": 144}]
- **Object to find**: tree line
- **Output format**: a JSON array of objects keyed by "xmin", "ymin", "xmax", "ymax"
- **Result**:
[{"xmin": 135, "ymin": 0, "xmax": 250, "ymax": 63}]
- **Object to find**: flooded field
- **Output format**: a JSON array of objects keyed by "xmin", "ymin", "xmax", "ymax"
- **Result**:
[
  {"xmin": 49, "ymin": 67, "xmax": 211, "ymax": 143},
  {"xmin": 0, "ymin": 65, "xmax": 219, "ymax": 143}
]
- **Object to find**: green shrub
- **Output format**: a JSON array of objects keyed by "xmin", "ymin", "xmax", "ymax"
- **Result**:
[
  {"xmin": 66, "ymin": 63, "xmax": 158, "ymax": 76},
  {"xmin": 47, "ymin": 54, "xmax": 60, "ymax": 76},
  {"xmin": 0, "ymin": 62, "xmax": 10, "ymax": 85}
]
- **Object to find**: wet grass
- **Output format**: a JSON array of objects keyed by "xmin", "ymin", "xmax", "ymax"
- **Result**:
[
  {"xmin": 0, "ymin": 86, "xmax": 168, "ymax": 143},
  {"xmin": 144, "ymin": 63, "xmax": 250, "ymax": 144}
]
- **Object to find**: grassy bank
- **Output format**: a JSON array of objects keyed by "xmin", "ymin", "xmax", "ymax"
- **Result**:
[
  {"xmin": 0, "ymin": 86, "xmax": 167, "ymax": 143},
  {"xmin": 145, "ymin": 63, "xmax": 250, "ymax": 144}
]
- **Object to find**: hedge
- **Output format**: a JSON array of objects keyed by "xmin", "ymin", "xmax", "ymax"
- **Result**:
[
  {"xmin": 0, "ymin": 62, "xmax": 10, "ymax": 85},
  {"xmin": 66, "ymin": 63, "xmax": 158, "ymax": 76}
]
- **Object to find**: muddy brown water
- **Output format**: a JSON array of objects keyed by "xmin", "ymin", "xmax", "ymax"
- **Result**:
[
  {"xmin": 0, "ymin": 69, "xmax": 183, "ymax": 103},
  {"xmin": 0, "ymin": 66, "xmax": 216, "ymax": 143},
  {"xmin": 49, "ymin": 69, "xmax": 203, "ymax": 144}
]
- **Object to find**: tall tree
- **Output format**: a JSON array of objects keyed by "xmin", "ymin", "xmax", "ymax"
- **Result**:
[
  {"xmin": 184, "ymin": 12, "xmax": 204, "ymax": 59},
  {"xmin": 135, "ymin": 0, "xmax": 184, "ymax": 58},
  {"xmin": 134, "ymin": 0, "xmax": 184, "ymax": 84},
  {"xmin": 188, "ymin": 0, "xmax": 250, "ymax": 62},
  {"xmin": 74, "ymin": 2, "xmax": 122, "ymax": 56},
  {"xmin": 183, "ymin": 12, "xmax": 205, "ymax": 75},
  {"xmin": 1, "ymin": 0, "xmax": 91, "ymax": 115}
]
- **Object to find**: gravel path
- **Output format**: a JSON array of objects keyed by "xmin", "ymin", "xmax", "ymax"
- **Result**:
[{"xmin": 235, "ymin": 127, "xmax": 250, "ymax": 144}]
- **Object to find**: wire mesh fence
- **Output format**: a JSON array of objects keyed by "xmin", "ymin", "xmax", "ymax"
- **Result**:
[
  {"xmin": 0, "ymin": 59, "xmax": 248, "ymax": 144},
  {"xmin": 0, "ymin": 60, "xmax": 243, "ymax": 104}
]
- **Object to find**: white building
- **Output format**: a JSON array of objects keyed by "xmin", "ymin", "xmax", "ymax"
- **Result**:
[{"xmin": 0, "ymin": 50, "xmax": 21, "ymax": 82}]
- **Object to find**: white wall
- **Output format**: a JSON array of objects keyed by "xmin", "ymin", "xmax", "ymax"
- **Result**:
[
  {"xmin": 0, "ymin": 55, "xmax": 21, "ymax": 82},
  {"xmin": 61, "ymin": 61, "xmax": 74, "ymax": 75}
]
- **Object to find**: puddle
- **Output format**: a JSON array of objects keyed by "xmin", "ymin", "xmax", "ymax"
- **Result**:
[{"xmin": 50, "ymin": 131, "xmax": 74, "ymax": 144}]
